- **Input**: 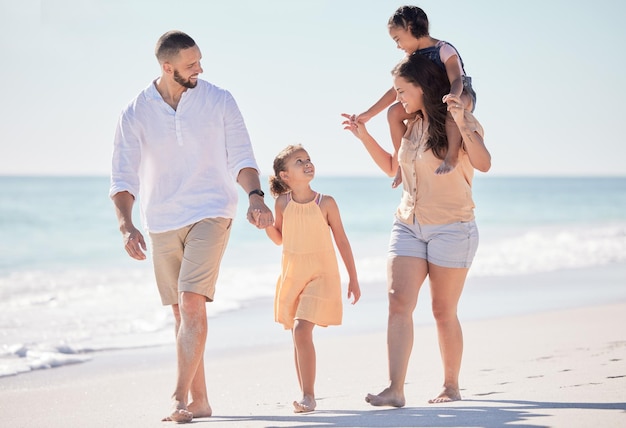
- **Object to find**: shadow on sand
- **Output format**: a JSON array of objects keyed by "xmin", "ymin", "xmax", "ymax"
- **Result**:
[{"xmin": 188, "ymin": 399, "xmax": 626, "ymax": 427}]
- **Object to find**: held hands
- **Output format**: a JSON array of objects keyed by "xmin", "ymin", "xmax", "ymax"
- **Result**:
[
  {"xmin": 341, "ymin": 113, "xmax": 369, "ymax": 140},
  {"xmin": 247, "ymin": 200, "xmax": 274, "ymax": 229},
  {"xmin": 355, "ymin": 111, "xmax": 372, "ymax": 124},
  {"xmin": 442, "ymin": 94, "xmax": 465, "ymax": 124}
]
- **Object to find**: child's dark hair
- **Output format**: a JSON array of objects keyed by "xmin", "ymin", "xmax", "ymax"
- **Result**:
[
  {"xmin": 392, "ymin": 54, "xmax": 450, "ymax": 160},
  {"xmin": 269, "ymin": 144, "xmax": 304, "ymax": 197},
  {"xmin": 388, "ymin": 5, "xmax": 429, "ymax": 39}
]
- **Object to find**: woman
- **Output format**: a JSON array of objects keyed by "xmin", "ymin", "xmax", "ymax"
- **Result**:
[{"xmin": 342, "ymin": 53, "xmax": 490, "ymax": 406}]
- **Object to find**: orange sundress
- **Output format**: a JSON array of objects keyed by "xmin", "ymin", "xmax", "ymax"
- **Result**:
[{"xmin": 274, "ymin": 193, "xmax": 343, "ymax": 330}]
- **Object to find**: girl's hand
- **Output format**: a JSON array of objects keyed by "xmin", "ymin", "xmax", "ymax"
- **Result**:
[
  {"xmin": 347, "ymin": 279, "xmax": 361, "ymax": 304},
  {"xmin": 247, "ymin": 204, "xmax": 273, "ymax": 229},
  {"xmin": 443, "ymin": 94, "xmax": 465, "ymax": 124},
  {"xmin": 355, "ymin": 111, "xmax": 372, "ymax": 124}
]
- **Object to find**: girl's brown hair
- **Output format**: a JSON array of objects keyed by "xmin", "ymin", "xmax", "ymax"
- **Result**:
[
  {"xmin": 388, "ymin": 5, "xmax": 429, "ymax": 39},
  {"xmin": 268, "ymin": 144, "xmax": 304, "ymax": 197}
]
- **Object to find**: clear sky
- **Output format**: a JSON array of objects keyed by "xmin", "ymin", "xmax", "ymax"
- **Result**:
[{"xmin": 1, "ymin": 0, "xmax": 625, "ymax": 177}]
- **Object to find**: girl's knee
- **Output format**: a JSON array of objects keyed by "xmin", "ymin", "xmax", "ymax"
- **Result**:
[
  {"xmin": 387, "ymin": 102, "xmax": 406, "ymax": 122},
  {"xmin": 293, "ymin": 319, "xmax": 314, "ymax": 337}
]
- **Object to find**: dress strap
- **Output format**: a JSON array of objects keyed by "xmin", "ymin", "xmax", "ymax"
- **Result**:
[{"xmin": 315, "ymin": 193, "xmax": 323, "ymax": 205}]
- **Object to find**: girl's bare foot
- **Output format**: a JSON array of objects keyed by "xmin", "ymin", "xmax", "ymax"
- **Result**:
[
  {"xmin": 293, "ymin": 395, "xmax": 316, "ymax": 413},
  {"xmin": 365, "ymin": 387, "xmax": 405, "ymax": 407},
  {"xmin": 435, "ymin": 158, "xmax": 458, "ymax": 175},
  {"xmin": 428, "ymin": 386, "xmax": 462, "ymax": 404}
]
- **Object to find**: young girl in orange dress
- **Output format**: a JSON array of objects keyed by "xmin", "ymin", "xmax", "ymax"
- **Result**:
[{"xmin": 262, "ymin": 144, "xmax": 361, "ymax": 413}]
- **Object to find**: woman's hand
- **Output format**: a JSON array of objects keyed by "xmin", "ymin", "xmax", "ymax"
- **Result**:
[
  {"xmin": 443, "ymin": 95, "xmax": 491, "ymax": 172},
  {"xmin": 442, "ymin": 94, "xmax": 465, "ymax": 124},
  {"xmin": 341, "ymin": 113, "xmax": 369, "ymax": 139},
  {"xmin": 341, "ymin": 112, "xmax": 397, "ymax": 177}
]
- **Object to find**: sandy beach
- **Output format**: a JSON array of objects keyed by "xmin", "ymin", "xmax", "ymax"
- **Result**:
[{"xmin": 2, "ymin": 288, "xmax": 625, "ymax": 428}]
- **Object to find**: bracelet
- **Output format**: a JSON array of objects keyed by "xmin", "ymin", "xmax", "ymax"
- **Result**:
[{"xmin": 248, "ymin": 189, "xmax": 265, "ymax": 198}]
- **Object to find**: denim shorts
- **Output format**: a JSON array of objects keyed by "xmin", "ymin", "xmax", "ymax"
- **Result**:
[{"xmin": 388, "ymin": 216, "xmax": 479, "ymax": 268}]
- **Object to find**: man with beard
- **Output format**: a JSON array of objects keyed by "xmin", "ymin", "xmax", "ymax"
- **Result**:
[{"xmin": 109, "ymin": 30, "xmax": 273, "ymax": 423}]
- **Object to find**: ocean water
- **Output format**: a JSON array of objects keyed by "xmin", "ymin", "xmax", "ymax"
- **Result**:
[{"xmin": 1, "ymin": 175, "xmax": 625, "ymax": 378}]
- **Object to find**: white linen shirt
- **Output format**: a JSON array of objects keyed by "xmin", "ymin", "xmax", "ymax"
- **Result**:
[{"xmin": 109, "ymin": 79, "xmax": 259, "ymax": 233}]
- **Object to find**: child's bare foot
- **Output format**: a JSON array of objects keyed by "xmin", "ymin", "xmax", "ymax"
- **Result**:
[
  {"xmin": 365, "ymin": 387, "xmax": 405, "ymax": 407},
  {"xmin": 293, "ymin": 395, "xmax": 316, "ymax": 413},
  {"xmin": 162, "ymin": 402, "xmax": 193, "ymax": 423},
  {"xmin": 187, "ymin": 400, "xmax": 212, "ymax": 418},
  {"xmin": 435, "ymin": 158, "xmax": 458, "ymax": 175},
  {"xmin": 428, "ymin": 386, "xmax": 462, "ymax": 404}
]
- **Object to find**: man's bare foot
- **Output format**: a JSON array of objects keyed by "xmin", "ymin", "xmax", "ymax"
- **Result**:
[
  {"xmin": 293, "ymin": 395, "xmax": 316, "ymax": 413},
  {"xmin": 435, "ymin": 158, "xmax": 457, "ymax": 175},
  {"xmin": 428, "ymin": 386, "xmax": 462, "ymax": 404},
  {"xmin": 161, "ymin": 407, "xmax": 193, "ymax": 423},
  {"xmin": 365, "ymin": 387, "xmax": 405, "ymax": 407},
  {"xmin": 187, "ymin": 400, "xmax": 212, "ymax": 418}
]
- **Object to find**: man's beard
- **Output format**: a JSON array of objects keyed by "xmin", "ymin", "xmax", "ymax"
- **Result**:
[{"xmin": 173, "ymin": 70, "xmax": 197, "ymax": 89}]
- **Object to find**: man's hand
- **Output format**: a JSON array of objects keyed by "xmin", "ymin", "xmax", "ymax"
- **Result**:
[
  {"xmin": 247, "ymin": 196, "xmax": 274, "ymax": 229},
  {"xmin": 123, "ymin": 228, "xmax": 147, "ymax": 260}
]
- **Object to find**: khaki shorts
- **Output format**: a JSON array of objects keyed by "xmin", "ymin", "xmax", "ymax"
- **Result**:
[{"xmin": 149, "ymin": 217, "xmax": 232, "ymax": 305}]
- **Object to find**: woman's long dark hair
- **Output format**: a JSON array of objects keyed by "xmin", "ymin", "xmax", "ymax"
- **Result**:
[{"xmin": 392, "ymin": 54, "xmax": 450, "ymax": 160}]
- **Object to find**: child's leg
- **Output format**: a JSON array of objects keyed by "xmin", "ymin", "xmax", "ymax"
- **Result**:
[
  {"xmin": 292, "ymin": 319, "xmax": 316, "ymax": 413},
  {"xmin": 388, "ymin": 103, "xmax": 413, "ymax": 186},
  {"xmin": 436, "ymin": 92, "xmax": 473, "ymax": 175}
]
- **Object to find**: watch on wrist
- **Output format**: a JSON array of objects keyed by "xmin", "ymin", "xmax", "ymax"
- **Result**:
[{"xmin": 248, "ymin": 189, "xmax": 265, "ymax": 198}]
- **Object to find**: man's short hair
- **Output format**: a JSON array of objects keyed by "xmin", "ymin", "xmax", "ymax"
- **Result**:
[{"xmin": 155, "ymin": 31, "xmax": 196, "ymax": 63}]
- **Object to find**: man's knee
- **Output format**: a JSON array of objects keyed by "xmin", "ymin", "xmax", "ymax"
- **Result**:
[{"xmin": 179, "ymin": 292, "xmax": 207, "ymax": 318}]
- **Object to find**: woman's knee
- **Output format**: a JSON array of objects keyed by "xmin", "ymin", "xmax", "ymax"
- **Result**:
[
  {"xmin": 431, "ymin": 300, "xmax": 458, "ymax": 324},
  {"xmin": 388, "ymin": 290, "xmax": 417, "ymax": 316}
]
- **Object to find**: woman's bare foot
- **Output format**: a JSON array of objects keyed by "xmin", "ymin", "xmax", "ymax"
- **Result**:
[
  {"xmin": 161, "ymin": 403, "xmax": 193, "ymax": 423},
  {"xmin": 365, "ymin": 387, "xmax": 405, "ymax": 407},
  {"xmin": 428, "ymin": 386, "xmax": 462, "ymax": 404},
  {"xmin": 293, "ymin": 395, "xmax": 316, "ymax": 413},
  {"xmin": 187, "ymin": 400, "xmax": 212, "ymax": 418}
]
